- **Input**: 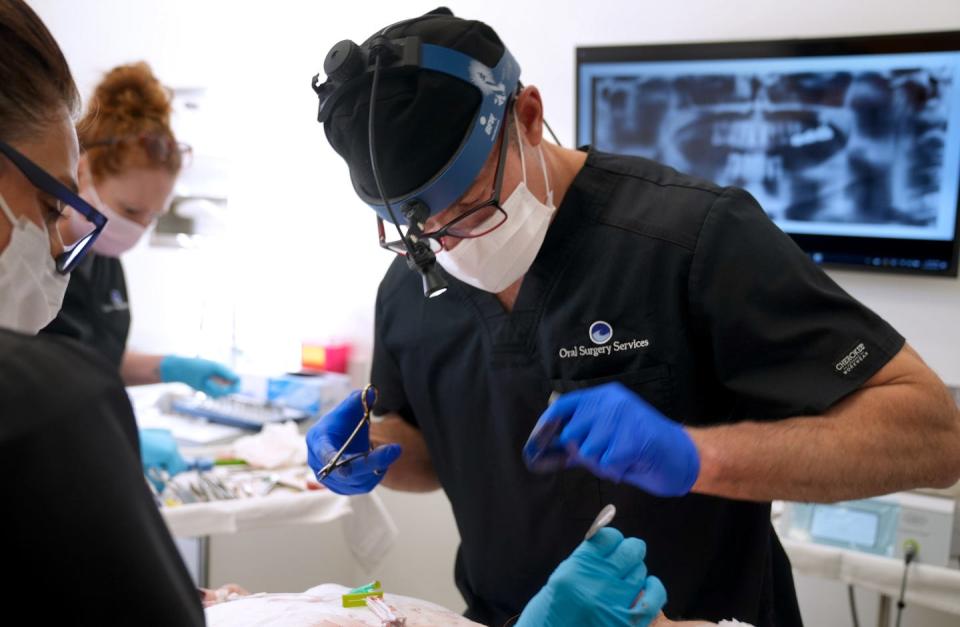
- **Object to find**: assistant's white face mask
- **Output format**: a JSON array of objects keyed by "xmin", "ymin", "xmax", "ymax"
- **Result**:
[
  {"xmin": 67, "ymin": 181, "xmax": 147, "ymax": 257},
  {"xmin": 0, "ymin": 192, "xmax": 69, "ymax": 334},
  {"xmin": 436, "ymin": 111, "xmax": 556, "ymax": 293}
]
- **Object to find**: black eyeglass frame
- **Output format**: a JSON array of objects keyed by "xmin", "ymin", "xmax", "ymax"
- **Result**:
[
  {"xmin": 377, "ymin": 100, "xmax": 513, "ymax": 255},
  {"xmin": 0, "ymin": 140, "xmax": 106, "ymax": 274}
]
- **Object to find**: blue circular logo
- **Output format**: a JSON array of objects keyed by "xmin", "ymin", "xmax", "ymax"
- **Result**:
[{"xmin": 589, "ymin": 321, "xmax": 613, "ymax": 345}]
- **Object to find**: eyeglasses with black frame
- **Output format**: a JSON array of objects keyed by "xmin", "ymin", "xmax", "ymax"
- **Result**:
[
  {"xmin": 0, "ymin": 140, "xmax": 107, "ymax": 274},
  {"xmin": 378, "ymin": 107, "xmax": 512, "ymax": 256}
]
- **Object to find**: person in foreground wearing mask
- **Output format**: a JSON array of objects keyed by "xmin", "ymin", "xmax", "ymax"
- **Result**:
[
  {"xmin": 306, "ymin": 8, "xmax": 960, "ymax": 626},
  {"xmin": 0, "ymin": 1, "xmax": 203, "ymax": 623},
  {"xmin": 40, "ymin": 62, "xmax": 240, "ymax": 479}
]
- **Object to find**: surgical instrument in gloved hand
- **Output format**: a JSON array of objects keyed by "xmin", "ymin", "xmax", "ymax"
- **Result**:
[
  {"xmin": 306, "ymin": 384, "xmax": 402, "ymax": 495},
  {"xmin": 522, "ymin": 390, "xmax": 569, "ymax": 472},
  {"xmin": 523, "ymin": 382, "xmax": 700, "ymax": 497},
  {"xmin": 515, "ymin": 522, "xmax": 667, "ymax": 627},
  {"xmin": 140, "ymin": 428, "xmax": 188, "ymax": 491},
  {"xmin": 585, "ymin": 503, "xmax": 617, "ymax": 540}
]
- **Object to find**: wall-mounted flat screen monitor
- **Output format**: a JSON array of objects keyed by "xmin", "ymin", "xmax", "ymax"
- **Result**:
[{"xmin": 577, "ymin": 31, "xmax": 960, "ymax": 276}]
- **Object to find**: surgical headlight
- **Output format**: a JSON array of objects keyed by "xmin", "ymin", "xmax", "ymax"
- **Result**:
[{"xmin": 312, "ymin": 21, "xmax": 521, "ymax": 297}]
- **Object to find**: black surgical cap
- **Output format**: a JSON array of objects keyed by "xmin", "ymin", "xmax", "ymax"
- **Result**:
[{"xmin": 322, "ymin": 7, "xmax": 508, "ymax": 201}]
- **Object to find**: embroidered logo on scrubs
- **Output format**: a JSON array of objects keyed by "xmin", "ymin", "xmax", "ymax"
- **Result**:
[
  {"xmin": 558, "ymin": 322, "xmax": 649, "ymax": 360},
  {"xmin": 101, "ymin": 289, "xmax": 130, "ymax": 314},
  {"xmin": 589, "ymin": 321, "xmax": 613, "ymax": 345},
  {"xmin": 834, "ymin": 341, "xmax": 869, "ymax": 376}
]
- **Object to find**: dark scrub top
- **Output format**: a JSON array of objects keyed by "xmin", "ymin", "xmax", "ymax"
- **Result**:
[
  {"xmin": 371, "ymin": 150, "xmax": 904, "ymax": 627},
  {"xmin": 0, "ymin": 329, "xmax": 203, "ymax": 625},
  {"xmin": 42, "ymin": 252, "xmax": 130, "ymax": 368}
]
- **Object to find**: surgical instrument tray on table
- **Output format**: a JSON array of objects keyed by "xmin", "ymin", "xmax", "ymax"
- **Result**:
[{"xmin": 170, "ymin": 394, "xmax": 310, "ymax": 431}]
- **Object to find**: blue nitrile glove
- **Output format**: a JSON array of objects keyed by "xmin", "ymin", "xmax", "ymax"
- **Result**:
[
  {"xmin": 159, "ymin": 355, "xmax": 240, "ymax": 398},
  {"xmin": 140, "ymin": 428, "xmax": 188, "ymax": 489},
  {"xmin": 523, "ymin": 382, "xmax": 700, "ymax": 497},
  {"xmin": 516, "ymin": 527, "xmax": 667, "ymax": 627},
  {"xmin": 305, "ymin": 389, "xmax": 402, "ymax": 495}
]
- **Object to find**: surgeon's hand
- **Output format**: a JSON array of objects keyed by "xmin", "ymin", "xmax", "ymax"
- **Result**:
[
  {"xmin": 516, "ymin": 527, "xmax": 667, "ymax": 627},
  {"xmin": 523, "ymin": 382, "xmax": 700, "ymax": 497},
  {"xmin": 140, "ymin": 428, "xmax": 188, "ymax": 488},
  {"xmin": 159, "ymin": 355, "xmax": 240, "ymax": 398},
  {"xmin": 306, "ymin": 389, "xmax": 402, "ymax": 495}
]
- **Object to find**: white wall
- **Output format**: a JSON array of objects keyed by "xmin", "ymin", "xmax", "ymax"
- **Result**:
[{"xmin": 30, "ymin": 0, "xmax": 960, "ymax": 624}]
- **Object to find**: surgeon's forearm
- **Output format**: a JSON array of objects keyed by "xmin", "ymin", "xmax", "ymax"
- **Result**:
[
  {"xmin": 689, "ymin": 345, "xmax": 960, "ymax": 502},
  {"xmin": 371, "ymin": 414, "xmax": 441, "ymax": 493},
  {"xmin": 120, "ymin": 351, "xmax": 164, "ymax": 386}
]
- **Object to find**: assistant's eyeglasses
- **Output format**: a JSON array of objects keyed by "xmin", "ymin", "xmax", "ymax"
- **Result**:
[{"xmin": 0, "ymin": 140, "xmax": 106, "ymax": 274}]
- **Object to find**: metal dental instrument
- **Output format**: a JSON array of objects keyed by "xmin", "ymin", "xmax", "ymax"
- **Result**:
[
  {"xmin": 525, "ymin": 390, "xmax": 572, "ymax": 472},
  {"xmin": 258, "ymin": 473, "xmax": 280, "ymax": 497},
  {"xmin": 585, "ymin": 504, "xmax": 617, "ymax": 540},
  {"xmin": 583, "ymin": 504, "xmax": 648, "ymax": 610},
  {"xmin": 317, "ymin": 384, "xmax": 378, "ymax": 480}
]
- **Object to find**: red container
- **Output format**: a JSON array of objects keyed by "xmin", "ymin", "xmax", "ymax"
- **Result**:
[{"xmin": 301, "ymin": 342, "xmax": 352, "ymax": 374}]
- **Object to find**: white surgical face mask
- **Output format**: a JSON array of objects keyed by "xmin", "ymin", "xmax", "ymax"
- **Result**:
[
  {"xmin": 67, "ymin": 182, "xmax": 147, "ymax": 257},
  {"xmin": 0, "ymin": 192, "xmax": 69, "ymax": 334},
  {"xmin": 436, "ymin": 112, "xmax": 556, "ymax": 293}
]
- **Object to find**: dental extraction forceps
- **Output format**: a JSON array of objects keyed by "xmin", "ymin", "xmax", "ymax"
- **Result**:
[{"xmin": 316, "ymin": 384, "xmax": 378, "ymax": 480}]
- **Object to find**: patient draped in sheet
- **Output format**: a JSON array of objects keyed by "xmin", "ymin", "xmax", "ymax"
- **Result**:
[{"xmin": 204, "ymin": 583, "xmax": 481, "ymax": 626}]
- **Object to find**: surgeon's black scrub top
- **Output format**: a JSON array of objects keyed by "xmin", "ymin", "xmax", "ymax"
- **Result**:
[
  {"xmin": 0, "ymin": 329, "xmax": 203, "ymax": 625},
  {"xmin": 371, "ymin": 150, "xmax": 904, "ymax": 627},
  {"xmin": 42, "ymin": 252, "xmax": 130, "ymax": 368}
]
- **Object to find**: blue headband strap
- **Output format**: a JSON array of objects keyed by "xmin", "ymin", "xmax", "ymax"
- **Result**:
[{"xmin": 359, "ymin": 43, "xmax": 521, "ymax": 223}]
